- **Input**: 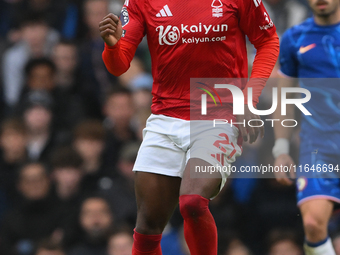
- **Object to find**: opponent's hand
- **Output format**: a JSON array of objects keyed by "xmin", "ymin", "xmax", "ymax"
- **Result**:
[
  {"xmin": 236, "ymin": 106, "xmax": 264, "ymax": 144},
  {"xmin": 99, "ymin": 13, "xmax": 122, "ymax": 46},
  {"xmin": 274, "ymin": 154, "xmax": 295, "ymax": 185}
]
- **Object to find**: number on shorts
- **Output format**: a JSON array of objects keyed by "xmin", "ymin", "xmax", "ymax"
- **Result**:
[{"xmin": 212, "ymin": 133, "xmax": 237, "ymax": 160}]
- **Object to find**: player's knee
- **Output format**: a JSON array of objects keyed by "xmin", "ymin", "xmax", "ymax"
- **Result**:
[
  {"xmin": 136, "ymin": 219, "xmax": 164, "ymax": 235},
  {"xmin": 136, "ymin": 210, "xmax": 167, "ymax": 235},
  {"xmin": 179, "ymin": 194, "xmax": 209, "ymax": 219},
  {"xmin": 303, "ymin": 214, "xmax": 327, "ymax": 239}
]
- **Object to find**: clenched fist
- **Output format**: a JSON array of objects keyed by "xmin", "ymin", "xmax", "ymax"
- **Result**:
[{"xmin": 99, "ymin": 13, "xmax": 123, "ymax": 46}]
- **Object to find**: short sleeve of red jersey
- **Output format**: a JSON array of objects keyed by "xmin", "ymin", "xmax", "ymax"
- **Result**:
[
  {"xmin": 119, "ymin": 0, "xmax": 146, "ymax": 47},
  {"xmin": 238, "ymin": 0, "xmax": 276, "ymax": 45}
]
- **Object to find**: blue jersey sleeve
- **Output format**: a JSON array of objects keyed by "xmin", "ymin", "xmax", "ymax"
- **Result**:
[{"xmin": 279, "ymin": 30, "xmax": 299, "ymax": 77}]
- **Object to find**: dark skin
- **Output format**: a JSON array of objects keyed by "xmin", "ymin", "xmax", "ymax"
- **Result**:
[
  {"xmin": 134, "ymin": 159, "xmax": 221, "ymax": 235},
  {"xmin": 99, "ymin": 14, "xmax": 122, "ymax": 46},
  {"xmin": 99, "ymin": 13, "xmax": 264, "ymax": 235},
  {"xmin": 236, "ymin": 107, "xmax": 264, "ymax": 144}
]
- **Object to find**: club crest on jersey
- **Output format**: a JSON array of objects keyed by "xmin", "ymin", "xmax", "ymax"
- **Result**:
[
  {"xmin": 211, "ymin": 0, "xmax": 223, "ymax": 18},
  {"xmin": 297, "ymin": 177, "xmax": 308, "ymax": 192},
  {"xmin": 120, "ymin": 7, "xmax": 129, "ymax": 27}
]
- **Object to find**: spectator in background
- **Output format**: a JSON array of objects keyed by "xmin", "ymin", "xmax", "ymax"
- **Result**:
[
  {"xmin": 73, "ymin": 119, "xmax": 110, "ymax": 191},
  {"xmin": 0, "ymin": 0, "xmax": 10, "ymax": 38},
  {"xmin": 22, "ymin": 90, "xmax": 58, "ymax": 163},
  {"xmin": 129, "ymin": 72, "xmax": 152, "ymax": 142},
  {"xmin": 132, "ymin": 88, "xmax": 152, "ymax": 112},
  {"xmin": 51, "ymin": 147, "xmax": 83, "ymax": 204},
  {"xmin": 52, "ymin": 40, "xmax": 93, "ymax": 119},
  {"xmin": 7, "ymin": 0, "xmax": 68, "ymax": 35},
  {"xmin": 52, "ymin": 40, "xmax": 79, "ymax": 92},
  {"xmin": 50, "ymin": 146, "xmax": 84, "ymax": 249},
  {"xmin": 0, "ymin": 79, "xmax": 5, "ymax": 121},
  {"xmin": 83, "ymin": 0, "xmax": 108, "ymax": 42},
  {"xmin": 68, "ymin": 196, "xmax": 114, "ymax": 255},
  {"xmin": 263, "ymin": 0, "xmax": 309, "ymax": 37},
  {"xmin": 134, "ymin": 108, "xmax": 151, "ymax": 142},
  {"xmin": 35, "ymin": 240, "xmax": 65, "ymax": 255},
  {"xmin": 0, "ymin": 118, "xmax": 28, "ymax": 203},
  {"xmin": 2, "ymin": 14, "xmax": 59, "ymax": 110},
  {"xmin": 130, "ymin": 82, "xmax": 152, "ymax": 142},
  {"xmin": 217, "ymin": 231, "xmax": 253, "ymax": 255},
  {"xmin": 100, "ymin": 142, "xmax": 139, "ymax": 226},
  {"xmin": 267, "ymin": 229, "xmax": 303, "ymax": 255},
  {"xmin": 21, "ymin": 57, "xmax": 84, "ymax": 132},
  {"xmin": 0, "ymin": 162, "xmax": 62, "ymax": 255},
  {"xmin": 108, "ymin": 0, "xmax": 125, "ymax": 16},
  {"xmin": 245, "ymin": 179, "xmax": 303, "ymax": 254},
  {"xmin": 221, "ymin": 239, "xmax": 252, "ymax": 255},
  {"xmin": 107, "ymin": 228, "xmax": 133, "ymax": 255},
  {"xmin": 79, "ymin": 0, "xmax": 118, "ymax": 118},
  {"xmin": 118, "ymin": 57, "xmax": 153, "ymax": 91},
  {"xmin": 23, "ymin": 57, "xmax": 57, "ymax": 92},
  {"xmin": 103, "ymin": 87, "xmax": 136, "ymax": 168},
  {"xmin": 209, "ymin": 181, "xmax": 246, "ymax": 242}
]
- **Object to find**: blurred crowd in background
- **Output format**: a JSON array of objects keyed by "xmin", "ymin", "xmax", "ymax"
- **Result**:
[{"xmin": 0, "ymin": 0, "xmax": 339, "ymax": 255}]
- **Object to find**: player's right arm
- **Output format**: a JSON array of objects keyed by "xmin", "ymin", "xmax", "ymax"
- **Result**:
[
  {"xmin": 273, "ymin": 29, "xmax": 299, "ymax": 185},
  {"xmin": 100, "ymin": 0, "xmax": 145, "ymax": 76},
  {"xmin": 99, "ymin": 13, "xmax": 122, "ymax": 47}
]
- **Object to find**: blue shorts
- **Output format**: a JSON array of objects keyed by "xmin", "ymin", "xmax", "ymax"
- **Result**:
[{"xmin": 296, "ymin": 150, "xmax": 340, "ymax": 206}]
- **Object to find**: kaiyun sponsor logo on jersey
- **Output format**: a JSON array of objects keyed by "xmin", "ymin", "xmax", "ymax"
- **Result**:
[{"xmin": 156, "ymin": 23, "xmax": 228, "ymax": 45}]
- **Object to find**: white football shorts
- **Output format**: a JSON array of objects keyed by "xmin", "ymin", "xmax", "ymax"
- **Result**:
[{"xmin": 133, "ymin": 114, "xmax": 242, "ymax": 190}]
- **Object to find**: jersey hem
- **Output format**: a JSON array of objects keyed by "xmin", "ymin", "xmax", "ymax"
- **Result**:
[
  {"xmin": 297, "ymin": 195, "xmax": 340, "ymax": 207},
  {"xmin": 132, "ymin": 167, "xmax": 183, "ymax": 178}
]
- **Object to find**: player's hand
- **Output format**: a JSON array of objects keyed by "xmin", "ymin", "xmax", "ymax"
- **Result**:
[
  {"xmin": 274, "ymin": 154, "xmax": 295, "ymax": 185},
  {"xmin": 99, "ymin": 13, "xmax": 122, "ymax": 46},
  {"xmin": 236, "ymin": 106, "xmax": 264, "ymax": 144}
]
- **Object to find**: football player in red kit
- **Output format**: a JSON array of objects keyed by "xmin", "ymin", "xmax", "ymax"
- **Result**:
[{"xmin": 100, "ymin": 0, "xmax": 279, "ymax": 254}]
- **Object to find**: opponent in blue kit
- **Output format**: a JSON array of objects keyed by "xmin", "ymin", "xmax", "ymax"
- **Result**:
[{"xmin": 273, "ymin": 0, "xmax": 340, "ymax": 254}]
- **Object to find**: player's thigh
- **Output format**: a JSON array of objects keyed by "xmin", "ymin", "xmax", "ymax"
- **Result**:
[
  {"xmin": 133, "ymin": 129, "xmax": 185, "ymax": 234},
  {"xmin": 135, "ymin": 171, "xmax": 181, "ymax": 234},
  {"xmin": 300, "ymin": 199, "xmax": 333, "ymax": 228},
  {"xmin": 133, "ymin": 129, "xmax": 187, "ymax": 177},
  {"xmin": 180, "ymin": 122, "xmax": 242, "ymax": 199},
  {"xmin": 180, "ymin": 158, "xmax": 222, "ymax": 199}
]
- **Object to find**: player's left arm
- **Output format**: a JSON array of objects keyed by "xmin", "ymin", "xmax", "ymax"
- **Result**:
[
  {"xmin": 236, "ymin": 0, "xmax": 280, "ymax": 143},
  {"xmin": 239, "ymin": 0, "xmax": 280, "ymax": 103}
]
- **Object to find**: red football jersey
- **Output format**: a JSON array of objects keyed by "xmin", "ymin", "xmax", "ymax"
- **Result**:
[{"xmin": 119, "ymin": 0, "xmax": 276, "ymax": 120}]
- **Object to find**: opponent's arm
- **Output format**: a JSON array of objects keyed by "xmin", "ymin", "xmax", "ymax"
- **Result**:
[
  {"xmin": 272, "ymin": 26, "xmax": 300, "ymax": 185},
  {"xmin": 272, "ymin": 74, "xmax": 298, "ymax": 185}
]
